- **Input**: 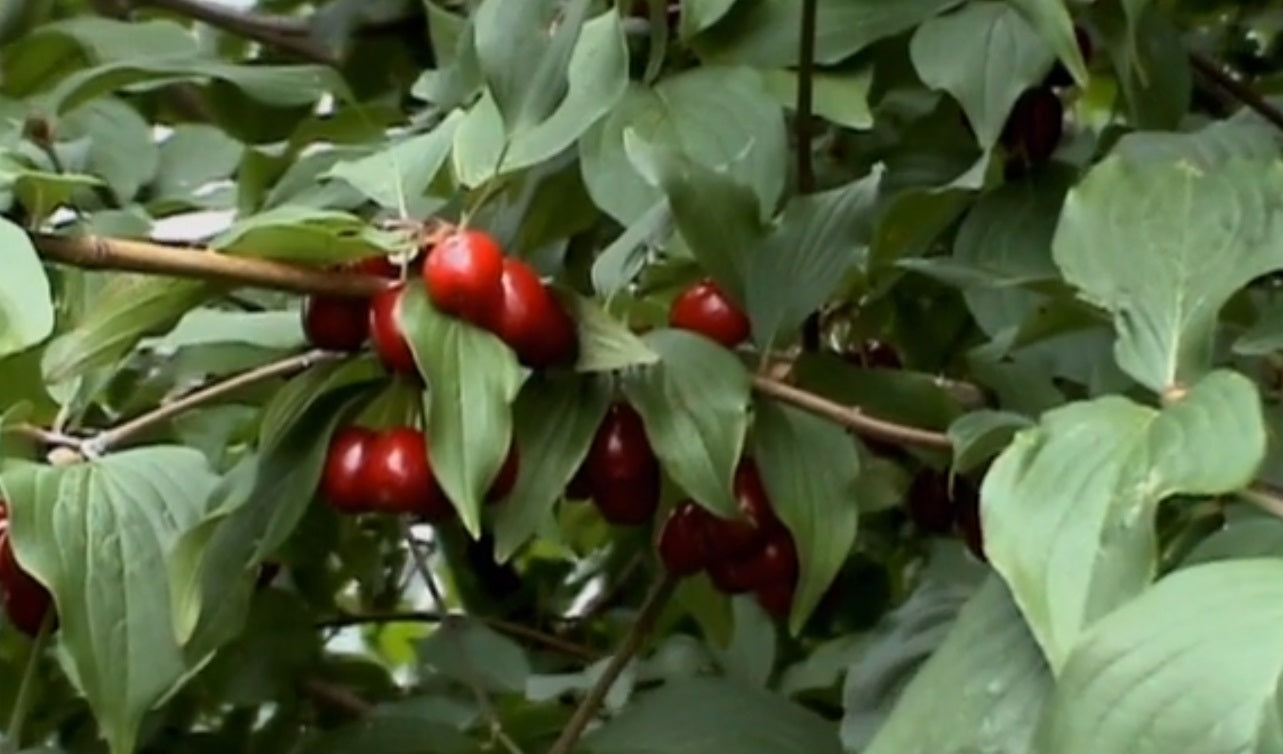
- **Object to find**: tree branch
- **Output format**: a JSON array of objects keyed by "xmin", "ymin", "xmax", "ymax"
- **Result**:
[
  {"xmin": 86, "ymin": 349, "xmax": 343, "ymax": 454},
  {"xmin": 32, "ymin": 233, "xmax": 386, "ymax": 298},
  {"xmin": 318, "ymin": 611, "xmax": 599, "ymax": 662},
  {"xmin": 135, "ymin": 0, "xmax": 336, "ymax": 65},
  {"xmin": 795, "ymin": 0, "xmax": 818, "ymax": 194},
  {"xmin": 545, "ymin": 574, "xmax": 677, "ymax": 754},
  {"xmin": 1188, "ymin": 50, "xmax": 1283, "ymax": 132},
  {"xmin": 301, "ymin": 677, "xmax": 375, "ymax": 717}
]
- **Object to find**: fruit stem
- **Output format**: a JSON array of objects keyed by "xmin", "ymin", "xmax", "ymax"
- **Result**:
[
  {"xmin": 3, "ymin": 612, "xmax": 52, "ymax": 753},
  {"xmin": 545, "ymin": 573, "xmax": 679, "ymax": 754}
]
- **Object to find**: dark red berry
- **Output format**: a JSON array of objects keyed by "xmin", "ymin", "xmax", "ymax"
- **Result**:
[
  {"xmin": 360, "ymin": 428, "xmax": 452, "ymax": 521},
  {"xmin": 583, "ymin": 404, "xmax": 662, "ymax": 525},
  {"xmin": 703, "ymin": 460, "xmax": 781, "ymax": 561},
  {"xmin": 736, "ymin": 534, "xmax": 799, "ymax": 590},
  {"xmin": 0, "ymin": 508, "xmax": 54, "ymax": 638},
  {"xmin": 754, "ymin": 578, "xmax": 795, "ymax": 618},
  {"xmin": 707, "ymin": 557, "xmax": 757, "ymax": 595},
  {"xmin": 321, "ymin": 426, "xmax": 376, "ymax": 513},
  {"xmin": 350, "ymin": 255, "xmax": 401, "ymax": 279},
  {"xmin": 301, "ymin": 295, "xmax": 369, "ymax": 351},
  {"xmin": 423, "ymin": 229, "xmax": 505, "ymax": 326},
  {"xmin": 1001, "ymin": 87, "xmax": 1064, "ymax": 167},
  {"xmin": 657, "ymin": 501, "xmax": 710, "ymax": 577},
  {"xmin": 669, "ymin": 279, "xmax": 751, "ymax": 348},
  {"xmin": 487, "ymin": 258, "xmax": 579, "ymax": 369},
  {"xmin": 368, "ymin": 283, "xmax": 419, "ymax": 375}
]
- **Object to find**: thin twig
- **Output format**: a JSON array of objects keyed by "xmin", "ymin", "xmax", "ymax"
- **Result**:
[
  {"xmin": 545, "ymin": 574, "xmax": 678, "ymax": 754},
  {"xmin": 135, "ymin": 0, "xmax": 336, "ymax": 65},
  {"xmin": 795, "ymin": 0, "xmax": 818, "ymax": 193},
  {"xmin": 301, "ymin": 677, "xmax": 375, "ymax": 717},
  {"xmin": 751, "ymin": 374, "xmax": 953, "ymax": 450},
  {"xmin": 561, "ymin": 552, "xmax": 645, "ymax": 628},
  {"xmin": 5, "ymin": 424, "xmax": 86, "ymax": 451},
  {"xmin": 318, "ymin": 611, "xmax": 598, "ymax": 662},
  {"xmin": 32, "ymin": 233, "xmax": 386, "ymax": 298},
  {"xmin": 1188, "ymin": 50, "xmax": 1283, "ymax": 132},
  {"xmin": 86, "ymin": 349, "xmax": 342, "ymax": 453},
  {"xmin": 1242, "ymin": 483, "xmax": 1283, "ymax": 519}
]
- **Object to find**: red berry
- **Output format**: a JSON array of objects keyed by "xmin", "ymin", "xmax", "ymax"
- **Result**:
[
  {"xmin": 301, "ymin": 295, "xmax": 369, "ymax": 351},
  {"xmin": 754, "ymin": 578, "xmax": 795, "ymax": 618},
  {"xmin": 736, "ymin": 535, "xmax": 799, "ymax": 590},
  {"xmin": 487, "ymin": 259, "xmax": 578, "ymax": 369},
  {"xmin": 707, "ymin": 556, "xmax": 757, "ymax": 595},
  {"xmin": 350, "ymin": 255, "xmax": 401, "ymax": 279},
  {"xmin": 360, "ymin": 428, "xmax": 452, "ymax": 521},
  {"xmin": 1001, "ymin": 87, "xmax": 1064, "ymax": 167},
  {"xmin": 657, "ymin": 501, "xmax": 710, "ymax": 577},
  {"xmin": 703, "ymin": 460, "xmax": 781, "ymax": 561},
  {"xmin": 669, "ymin": 279, "xmax": 751, "ymax": 348},
  {"xmin": 368, "ymin": 283, "xmax": 419, "ymax": 375},
  {"xmin": 486, "ymin": 442, "xmax": 520, "ymax": 504},
  {"xmin": 0, "ymin": 513, "xmax": 54, "ymax": 638},
  {"xmin": 423, "ymin": 229, "xmax": 505, "ymax": 326},
  {"xmin": 321, "ymin": 426, "xmax": 376, "ymax": 513},
  {"xmin": 583, "ymin": 404, "xmax": 661, "ymax": 525}
]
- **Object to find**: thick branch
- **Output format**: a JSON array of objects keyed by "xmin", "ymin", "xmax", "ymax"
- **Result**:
[
  {"xmin": 545, "ymin": 574, "xmax": 678, "ymax": 754},
  {"xmin": 301, "ymin": 678, "xmax": 374, "ymax": 717},
  {"xmin": 33, "ymin": 234, "xmax": 385, "ymax": 298},
  {"xmin": 795, "ymin": 0, "xmax": 818, "ymax": 193},
  {"xmin": 1188, "ymin": 50, "xmax": 1283, "ymax": 132},
  {"xmin": 134, "ymin": 0, "xmax": 336, "ymax": 65}
]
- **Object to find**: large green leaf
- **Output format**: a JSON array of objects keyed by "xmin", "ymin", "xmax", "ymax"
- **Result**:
[
  {"xmin": 1036, "ymin": 559, "xmax": 1283, "ymax": 754},
  {"xmin": 569, "ymin": 294, "xmax": 661, "ymax": 372},
  {"xmin": 862, "ymin": 577, "xmax": 1052, "ymax": 754},
  {"xmin": 0, "ymin": 218, "xmax": 53, "ymax": 360},
  {"xmin": 60, "ymin": 97, "xmax": 158, "ymax": 204},
  {"xmin": 980, "ymin": 369, "xmax": 1267, "ymax": 670},
  {"xmin": 1053, "ymin": 157, "xmax": 1283, "ymax": 394},
  {"xmin": 910, "ymin": 2, "xmax": 1055, "ymax": 149},
  {"xmin": 583, "ymin": 677, "xmax": 843, "ymax": 754},
  {"xmin": 210, "ymin": 205, "xmax": 404, "ymax": 263},
  {"xmin": 1, "ymin": 448, "xmax": 219, "ymax": 754},
  {"xmin": 746, "ymin": 173, "xmax": 879, "ymax": 348},
  {"xmin": 621, "ymin": 329, "xmax": 751, "ymax": 518},
  {"xmin": 399, "ymin": 283, "xmax": 524, "ymax": 536},
  {"xmin": 580, "ymin": 66, "xmax": 786, "ymax": 225},
  {"xmin": 492, "ymin": 372, "xmax": 611, "ymax": 561},
  {"xmin": 1005, "ymin": 0, "xmax": 1089, "ymax": 85},
  {"xmin": 324, "ymin": 110, "xmax": 463, "ymax": 211},
  {"xmin": 150, "ymin": 124, "xmax": 244, "ymax": 207},
  {"xmin": 752, "ymin": 400, "xmax": 860, "ymax": 634},
  {"xmin": 691, "ymin": 0, "xmax": 966, "ymax": 67}
]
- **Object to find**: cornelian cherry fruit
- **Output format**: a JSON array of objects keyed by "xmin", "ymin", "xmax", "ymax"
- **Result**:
[
  {"xmin": 582, "ymin": 403, "xmax": 661, "ymax": 525},
  {"xmin": 0, "ymin": 504, "xmax": 55, "ymax": 637},
  {"xmin": 487, "ymin": 258, "xmax": 579, "ymax": 369},
  {"xmin": 360, "ymin": 427, "xmax": 453, "ymax": 521},
  {"xmin": 301, "ymin": 296, "xmax": 369, "ymax": 352},
  {"xmin": 423, "ymin": 229, "xmax": 505, "ymax": 326},
  {"xmin": 669, "ymin": 278, "xmax": 751, "ymax": 348},
  {"xmin": 754, "ymin": 578, "xmax": 795, "ymax": 619},
  {"xmin": 1001, "ymin": 87, "xmax": 1064, "ymax": 167},
  {"xmin": 703, "ymin": 460, "xmax": 781, "ymax": 561},
  {"xmin": 657, "ymin": 501, "xmax": 709, "ymax": 577},
  {"xmin": 321, "ymin": 426, "xmax": 376, "ymax": 513},
  {"xmin": 369, "ymin": 283, "xmax": 419, "ymax": 376},
  {"xmin": 350, "ymin": 255, "xmax": 401, "ymax": 279}
]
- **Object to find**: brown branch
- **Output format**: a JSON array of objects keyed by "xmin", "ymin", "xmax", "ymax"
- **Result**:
[
  {"xmin": 32, "ymin": 234, "xmax": 386, "ymax": 298},
  {"xmin": 318, "ymin": 611, "xmax": 599, "ymax": 662},
  {"xmin": 1242, "ymin": 483, "xmax": 1283, "ymax": 519},
  {"xmin": 751, "ymin": 374, "xmax": 953, "ymax": 450},
  {"xmin": 1188, "ymin": 50, "xmax": 1283, "ymax": 132},
  {"xmin": 134, "ymin": 0, "xmax": 336, "ymax": 65},
  {"xmin": 87, "ymin": 349, "xmax": 343, "ymax": 453},
  {"xmin": 545, "ymin": 574, "xmax": 678, "ymax": 754},
  {"xmin": 301, "ymin": 677, "xmax": 375, "ymax": 717}
]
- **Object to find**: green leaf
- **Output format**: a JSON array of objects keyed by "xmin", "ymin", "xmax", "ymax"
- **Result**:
[
  {"xmin": 753, "ymin": 400, "xmax": 860, "ymax": 633},
  {"xmin": 1053, "ymin": 157, "xmax": 1283, "ymax": 393},
  {"xmin": 297, "ymin": 697, "xmax": 475, "ymax": 754},
  {"xmin": 210, "ymin": 205, "xmax": 404, "ymax": 263},
  {"xmin": 591, "ymin": 201, "xmax": 673, "ymax": 297},
  {"xmin": 324, "ymin": 110, "xmax": 463, "ymax": 211},
  {"xmin": 1005, "ymin": 0, "xmax": 1089, "ymax": 86},
  {"xmin": 946, "ymin": 410, "xmax": 1032, "ymax": 473},
  {"xmin": 0, "ymin": 158, "xmax": 104, "ymax": 221},
  {"xmin": 0, "ymin": 218, "xmax": 53, "ymax": 360},
  {"xmin": 679, "ymin": 0, "xmax": 737, "ymax": 38},
  {"xmin": 147, "ymin": 309, "xmax": 304, "ymax": 353},
  {"xmin": 568, "ymin": 293, "xmax": 660, "ymax": 372},
  {"xmin": 399, "ymin": 283, "xmax": 524, "ymax": 536},
  {"xmin": 715, "ymin": 596, "xmax": 777, "ymax": 687},
  {"xmin": 910, "ymin": 2, "xmax": 1055, "ymax": 148},
  {"xmin": 691, "ymin": 0, "xmax": 965, "ymax": 67},
  {"xmin": 583, "ymin": 677, "xmax": 843, "ymax": 754},
  {"xmin": 42, "ymin": 276, "xmax": 210, "ymax": 384},
  {"xmin": 1105, "ymin": 5, "xmax": 1191, "ymax": 131},
  {"xmin": 760, "ymin": 67, "xmax": 874, "ymax": 130},
  {"xmin": 60, "ymin": 97, "xmax": 158, "ymax": 203},
  {"xmin": 1036, "ymin": 559, "xmax": 1283, "ymax": 754},
  {"xmin": 981, "ymin": 369, "xmax": 1268, "ymax": 670},
  {"xmin": 1110, "ymin": 111, "xmax": 1280, "ymax": 168},
  {"xmin": 746, "ymin": 172, "xmax": 879, "ymax": 348},
  {"xmin": 580, "ymin": 66, "xmax": 787, "ymax": 225},
  {"xmin": 1, "ymin": 448, "xmax": 219, "ymax": 754},
  {"xmin": 862, "ymin": 577, "xmax": 1052, "ymax": 754},
  {"xmin": 621, "ymin": 329, "xmax": 751, "ymax": 518},
  {"xmin": 150, "ymin": 124, "xmax": 243, "ymax": 206},
  {"xmin": 492, "ymin": 373, "xmax": 611, "ymax": 561},
  {"xmin": 418, "ymin": 619, "xmax": 531, "ymax": 694},
  {"xmin": 1182, "ymin": 510, "xmax": 1283, "ymax": 566}
]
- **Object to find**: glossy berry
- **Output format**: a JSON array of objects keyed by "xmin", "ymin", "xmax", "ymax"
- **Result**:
[
  {"xmin": 582, "ymin": 404, "xmax": 662, "ymax": 525},
  {"xmin": 657, "ymin": 501, "xmax": 711, "ymax": 577},
  {"xmin": 1001, "ymin": 87, "xmax": 1064, "ymax": 168},
  {"xmin": 487, "ymin": 259, "xmax": 579, "ymax": 369},
  {"xmin": 737, "ymin": 535, "xmax": 799, "ymax": 590},
  {"xmin": 360, "ymin": 428, "xmax": 452, "ymax": 521},
  {"xmin": 0, "ymin": 506, "xmax": 54, "ymax": 637},
  {"xmin": 669, "ymin": 279, "xmax": 751, "ymax": 348},
  {"xmin": 904, "ymin": 469, "xmax": 956, "ymax": 535},
  {"xmin": 321, "ymin": 426, "xmax": 376, "ymax": 513},
  {"xmin": 350, "ymin": 255, "xmax": 401, "ymax": 279},
  {"xmin": 423, "ymin": 229, "xmax": 506, "ymax": 326},
  {"xmin": 755, "ymin": 579, "xmax": 795, "ymax": 619},
  {"xmin": 703, "ymin": 460, "xmax": 782, "ymax": 561},
  {"xmin": 301, "ymin": 295, "xmax": 369, "ymax": 352},
  {"xmin": 368, "ymin": 283, "xmax": 419, "ymax": 375},
  {"xmin": 486, "ymin": 443, "xmax": 520, "ymax": 504},
  {"xmin": 707, "ymin": 557, "xmax": 757, "ymax": 595}
]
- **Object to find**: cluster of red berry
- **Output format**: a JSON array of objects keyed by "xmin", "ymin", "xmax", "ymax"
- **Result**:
[
  {"xmin": 0, "ymin": 501, "xmax": 54, "ymax": 637},
  {"xmin": 658, "ymin": 462, "xmax": 798, "ymax": 618}
]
